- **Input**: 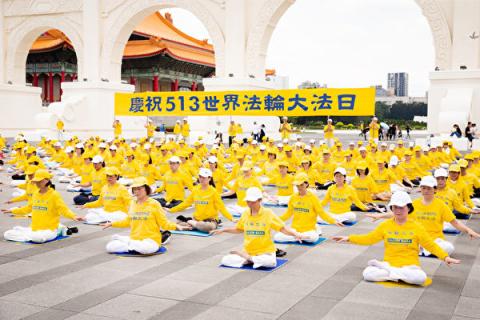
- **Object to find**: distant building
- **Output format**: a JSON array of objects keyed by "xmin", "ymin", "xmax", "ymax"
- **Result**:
[
  {"xmin": 373, "ymin": 85, "xmax": 394, "ymax": 97},
  {"xmin": 298, "ymin": 81, "xmax": 327, "ymax": 89},
  {"xmin": 387, "ymin": 72, "xmax": 409, "ymax": 97},
  {"xmin": 376, "ymin": 96, "xmax": 427, "ymax": 106}
]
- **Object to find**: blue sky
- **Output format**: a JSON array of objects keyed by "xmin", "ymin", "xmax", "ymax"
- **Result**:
[{"xmin": 161, "ymin": 0, "xmax": 433, "ymax": 96}]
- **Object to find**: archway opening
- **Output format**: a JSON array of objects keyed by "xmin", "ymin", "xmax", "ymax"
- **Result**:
[
  {"xmin": 264, "ymin": 0, "xmax": 434, "ymax": 127},
  {"xmin": 26, "ymin": 29, "xmax": 78, "ymax": 105}
]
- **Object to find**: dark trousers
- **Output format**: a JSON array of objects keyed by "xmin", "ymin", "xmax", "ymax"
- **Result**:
[
  {"xmin": 155, "ymin": 198, "xmax": 182, "ymax": 208},
  {"xmin": 73, "ymin": 193, "xmax": 99, "ymax": 205},
  {"xmin": 12, "ymin": 174, "xmax": 26, "ymax": 180},
  {"xmin": 229, "ymin": 136, "xmax": 235, "ymax": 146},
  {"xmin": 316, "ymin": 181, "xmax": 334, "ymax": 190}
]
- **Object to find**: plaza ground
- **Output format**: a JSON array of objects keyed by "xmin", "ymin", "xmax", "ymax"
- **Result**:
[{"xmin": 0, "ymin": 131, "xmax": 479, "ymax": 320}]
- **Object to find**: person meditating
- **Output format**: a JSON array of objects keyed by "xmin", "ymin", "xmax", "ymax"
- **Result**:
[
  {"xmin": 333, "ymin": 191, "xmax": 460, "ymax": 285},
  {"xmin": 212, "ymin": 187, "xmax": 305, "ymax": 269}
]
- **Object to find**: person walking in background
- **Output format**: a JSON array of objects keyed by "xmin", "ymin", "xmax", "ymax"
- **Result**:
[{"xmin": 406, "ymin": 124, "xmax": 411, "ymax": 139}]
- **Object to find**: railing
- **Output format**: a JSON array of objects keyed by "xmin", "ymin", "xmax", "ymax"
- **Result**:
[{"xmin": 26, "ymin": 62, "xmax": 77, "ymax": 74}]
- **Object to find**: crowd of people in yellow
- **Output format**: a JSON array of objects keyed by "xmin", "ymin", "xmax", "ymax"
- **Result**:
[{"xmin": 2, "ymin": 116, "xmax": 480, "ymax": 286}]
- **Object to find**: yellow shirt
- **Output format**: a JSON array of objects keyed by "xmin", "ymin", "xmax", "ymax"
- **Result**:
[
  {"xmin": 262, "ymin": 160, "xmax": 278, "ymax": 180},
  {"xmin": 112, "ymin": 198, "xmax": 177, "ymax": 245},
  {"xmin": 351, "ymin": 176, "xmax": 377, "ymax": 203},
  {"xmin": 78, "ymin": 163, "xmax": 94, "ymax": 184},
  {"xmin": 435, "ymin": 187, "xmax": 471, "ymax": 214},
  {"xmin": 267, "ymin": 173, "xmax": 294, "ymax": 196},
  {"xmin": 140, "ymin": 164, "xmax": 161, "ymax": 186},
  {"xmin": 448, "ymin": 179, "xmax": 475, "ymax": 208},
  {"xmin": 312, "ymin": 161, "xmax": 336, "ymax": 184},
  {"xmin": 349, "ymin": 219, "xmax": 448, "ymax": 267},
  {"xmin": 212, "ymin": 168, "xmax": 228, "ymax": 193},
  {"xmin": 10, "ymin": 180, "xmax": 38, "ymax": 205},
  {"xmin": 324, "ymin": 125, "xmax": 335, "ymax": 139},
  {"xmin": 280, "ymin": 191, "xmax": 335, "ymax": 232},
  {"xmin": 369, "ymin": 122, "xmax": 379, "ymax": 139},
  {"xmin": 370, "ymin": 169, "xmax": 398, "ymax": 193},
  {"xmin": 157, "ymin": 170, "xmax": 193, "ymax": 202},
  {"xmin": 399, "ymin": 161, "xmax": 422, "ymax": 180},
  {"xmin": 146, "ymin": 123, "xmax": 156, "ymax": 138},
  {"xmin": 181, "ymin": 123, "xmax": 190, "ymax": 137},
  {"xmin": 12, "ymin": 188, "xmax": 76, "ymax": 231},
  {"xmin": 105, "ymin": 153, "xmax": 124, "ymax": 169},
  {"xmin": 230, "ymin": 175, "xmax": 263, "ymax": 206},
  {"xmin": 90, "ymin": 168, "xmax": 107, "ymax": 196},
  {"xmin": 85, "ymin": 183, "xmax": 131, "ymax": 213},
  {"xmin": 280, "ymin": 123, "xmax": 291, "ymax": 139},
  {"xmin": 321, "ymin": 184, "xmax": 367, "ymax": 214},
  {"xmin": 170, "ymin": 185, "xmax": 233, "ymax": 221},
  {"xmin": 236, "ymin": 207, "xmax": 285, "ymax": 255},
  {"xmin": 114, "ymin": 122, "xmax": 122, "ymax": 137},
  {"xmin": 173, "ymin": 123, "xmax": 181, "ymax": 135},
  {"xmin": 228, "ymin": 124, "xmax": 237, "ymax": 136},
  {"xmin": 121, "ymin": 160, "xmax": 141, "ymax": 179},
  {"xmin": 411, "ymin": 198, "xmax": 456, "ymax": 240}
]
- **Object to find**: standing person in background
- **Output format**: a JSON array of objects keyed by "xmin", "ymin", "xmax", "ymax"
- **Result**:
[
  {"xmin": 145, "ymin": 119, "xmax": 156, "ymax": 139},
  {"xmin": 279, "ymin": 117, "xmax": 292, "ymax": 140},
  {"xmin": 406, "ymin": 124, "xmax": 411, "ymax": 139},
  {"xmin": 465, "ymin": 122, "xmax": 474, "ymax": 148},
  {"xmin": 112, "ymin": 120, "xmax": 122, "ymax": 139},
  {"xmin": 324, "ymin": 119, "xmax": 335, "ymax": 148},
  {"xmin": 181, "ymin": 118, "xmax": 190, "ymax": 141},
  {"xmin": 359, "ymin": 121, "xmax": 365, "ymax": 139},
  {"xmin": 259, "ymin": 124, "xmax": 266, "ymax": 142},
  {"xmin": 228, "ymin": 120, "xmax": 236, "ymax": 146},
  {"xmin": 369, "ymin": 117, "xmax": 380, "ymax": 143},
  {"xmin": 173, "ymin": 120, "xmax": 182, "ymax": 139},
  {"xmin": 56, "ymin": 119, "xmax": 65, "ymax": 142},
  {"xmin": 252, "ymin": 121, "xmax": 261, "ymax": 142}
]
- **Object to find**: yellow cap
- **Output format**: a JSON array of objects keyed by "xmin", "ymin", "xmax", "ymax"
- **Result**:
[
  {"xmin": 25, "ymin": 165, "xmax": 38, "ymax": 175},
  {"xmin": 449, "ymin": 164, "xmax": 461, "ymax": 172},
  {"xmin": 356, "ymin": 162, "xmax": 368, "ymax": 170},
  {"xmin": 31, "ymin": 169, "xmax": 52, "ymax": 182},
  {"xmin": 131, "ymin": 177, "xmax": 149, "ymax": 188},
  {"xmin": 105, "ymin": 167, "xmax": 120, "ymax": 176},
  {"xmin": 82, "ymin": 152, "xmax": 93, "ymax": 159},
  {"xmin": 404, "ymin": 150, "xmax": 413, "ymax": 156},
  {"xmin": 458, "ymin": 159, "xmax": 468, "ymax": 168},
  {"xmin": 125, "ymin": 151, "xmax": 134, "ymax": 157},
  {"xmin": 26, "ymin": 146, "xmax": 36, "ymax": 154},
  {"xmin": 284, "ymin": 146, "xmax": 293, "ymax": 152},
  {"xmin": 300, "ymin": 157, "xmax": 310, "ymax": 164},
  {"xmin": 293, "ymin": 173, "xmax": 309, "ymax": 185},
  {"xmin": 322, "ymin": 148, "xmax": 330, "ymax": 154},
  {"xmin": 357, "ymin": 141, "xmax": 363, "ymax": 146},
  {"xmin": 465, "ymin": 154, "xmax": 475, "ymax": 161},
  {"xmin": 397, "ymin": 140, "xmax": 404, "ymax": 144},
  {"xmin": 414, "ymin": 145, "xmax": 422, "ymax": 151},
  {"xmin": 278, "ymin": 161, "xmax": 289, "ymax": 167}
]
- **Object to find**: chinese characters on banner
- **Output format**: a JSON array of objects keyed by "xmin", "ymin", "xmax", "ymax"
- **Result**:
[{"xmin": 114, "ymin": 88, "xmax": 375, "ymax": 117}]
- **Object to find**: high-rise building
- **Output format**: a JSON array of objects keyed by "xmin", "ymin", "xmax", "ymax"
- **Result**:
[{"xmin": 387, "ymin": 72, "xmax": 409, "ymax": 97}]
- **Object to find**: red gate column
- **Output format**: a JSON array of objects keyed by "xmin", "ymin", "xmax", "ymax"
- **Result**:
[
  {"xmin": 48, "ymin": 72, "xmax": 54, "ymax": 103},
  {"xmin": 153, "ymin": 75, "xmax": 159, "ymax": 91}
]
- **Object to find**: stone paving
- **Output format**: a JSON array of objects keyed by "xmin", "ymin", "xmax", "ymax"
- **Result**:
[{"xmin": 1, "ymin": 133, "xmax": 479, "ymax": 320}]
